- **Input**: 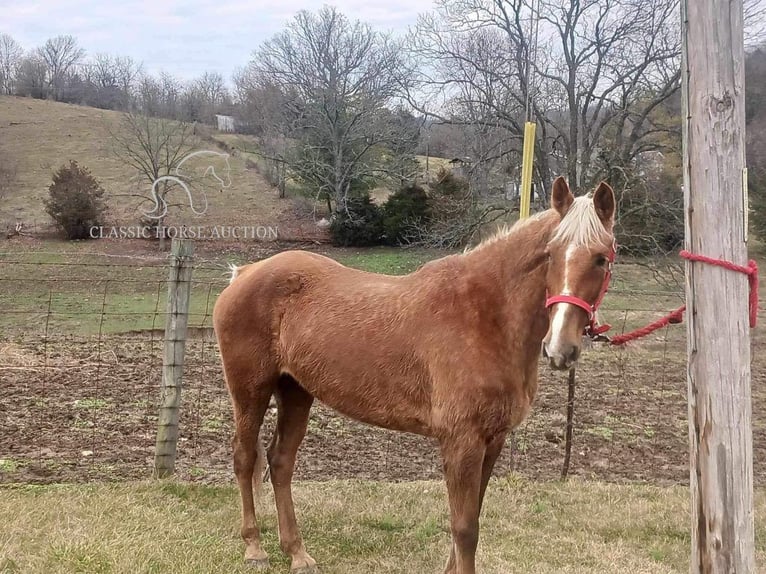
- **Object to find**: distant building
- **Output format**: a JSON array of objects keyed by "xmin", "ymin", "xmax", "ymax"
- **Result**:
[
  {"xmin": 215, "ymin": 114, "xmax": 236, "ymax": 133},
  {"xmin": 448, "ymin": 157, "xmax": 472, "ymax": 179}
]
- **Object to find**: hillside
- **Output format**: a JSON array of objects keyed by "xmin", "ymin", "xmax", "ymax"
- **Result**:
[{"xmin": 0, "ymin": 96, "xmax": 288, "ymax": 234}]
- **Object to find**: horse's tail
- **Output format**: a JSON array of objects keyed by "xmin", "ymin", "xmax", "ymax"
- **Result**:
[
  {"xmin": 228, "ymin": 263, "xmax": 241, "ymax": 284},
  {"xmin": 228, "ymin": 262, "xmax": 260, "ymax": 285}
]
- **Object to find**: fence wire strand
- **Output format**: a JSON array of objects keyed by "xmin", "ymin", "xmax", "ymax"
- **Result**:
[{"xmin": 0, "ymin": 257, "xmax": 716, "ymax": 486}]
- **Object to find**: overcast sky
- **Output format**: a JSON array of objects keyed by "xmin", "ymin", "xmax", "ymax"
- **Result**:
[{"xmin": 3, "ymin": 0, "xmax": 435, "ymax": 81}]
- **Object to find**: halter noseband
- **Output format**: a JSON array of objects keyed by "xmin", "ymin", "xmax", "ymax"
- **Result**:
[{"xmin": 544, "ymin": 241, "xmax": 616, "ymax": 338}]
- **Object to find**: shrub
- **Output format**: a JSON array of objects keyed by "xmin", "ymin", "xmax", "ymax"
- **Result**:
[
  {"xmin": 44, "ymin": 161, "xmax": 107, "ymax": 240},
  {"xmin": 382, "ymin": 183, "xmax": 432, "ymax": 245},
  {"xmin": 329, "ymin": 195, "xmax": 384, "ymax": 246},
  {"xmin": 419, "ymin": 168, "xmax": 482, "ymax": 248},
  {"xmin": 431, "ymin": 167, "xmax": 470, "ymax": 198}
]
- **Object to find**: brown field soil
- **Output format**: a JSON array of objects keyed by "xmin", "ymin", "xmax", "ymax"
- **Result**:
[{"xmin": 2, "ymin": 327, "xmax": 765, "ymax": 486}]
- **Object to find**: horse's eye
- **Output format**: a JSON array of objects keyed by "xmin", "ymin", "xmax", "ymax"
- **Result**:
[{"xmin": 595, "ymin": 255, "xmax": 608, "ymax": 267}]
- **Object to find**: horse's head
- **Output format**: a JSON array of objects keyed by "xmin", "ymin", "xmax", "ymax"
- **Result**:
[{"xmin": 542, "ymin": 177, "xmax": 616, "ymax": 370}]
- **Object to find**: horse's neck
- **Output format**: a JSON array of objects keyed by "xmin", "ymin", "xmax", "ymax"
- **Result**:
[{"xmin": 465, "ymin": 214, "xmax": 555, "ymax": 334}]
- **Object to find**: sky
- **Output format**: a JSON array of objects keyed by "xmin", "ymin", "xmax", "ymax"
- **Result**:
[{"xmin": 2, "ymin": 0, "xmax": 436, "ymax": 81}]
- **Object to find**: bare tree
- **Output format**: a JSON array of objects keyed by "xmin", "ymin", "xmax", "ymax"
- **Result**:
[
  {"xmin": 134, "ymin": 71, "xmax": 185, "ymax": 118},
  {"xmin": 197, "ymin": 71, "xmax": 227, "ymax": 109},
  {"xmin": 745, "ymin": 0, "xmax": 766, "ymax": 45},
  {"xmin": 245, "ymin": 6, "xmax": 414, "ymax": 212},
  {"xmin": 411, "ymin": 0, "xmax": 681, "ymax": 197},
  {"xmin": 36, "ymin": 35, "xmax": 85, "ymax": 100},
  {"xmin": 114, "ymin": 56, "xmax": 142, "ymax": 105},
  {"xmin": 80, "ymin": 53, "xmax": 122, "ymax": 109},
  {"xmin": 0, "ymin": 34, "xmax": 22, "ymax": 95},
  {"xmin": 14, "ymin": 53, "xmax": 48, "ymax": 99},
  {"xmin": 110, "ymin": 113, "xmax": 197, "ymax": 249},
  {"xmin": 181, "ymin": 71, "xmax": 230, "ymax": 123},
  {"xmin": 232, "ymin": 72, "xmax": 293, "ymax": 194}
]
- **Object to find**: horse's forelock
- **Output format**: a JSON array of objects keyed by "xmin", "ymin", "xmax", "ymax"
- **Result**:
[{"xmin": 549, "ymin": 195, "xmax": 611, "ymax": 249}]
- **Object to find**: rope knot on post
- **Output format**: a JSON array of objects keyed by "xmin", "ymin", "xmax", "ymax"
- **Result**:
[{"xmin": 679, "ymin": 250, "xmax": 759, "ymax": 328}]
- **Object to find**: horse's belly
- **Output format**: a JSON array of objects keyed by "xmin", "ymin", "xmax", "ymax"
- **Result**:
[
  {"xmin": 283, "ymin": 363, "xmax": 433, "ymax": 436},
  {"xmin": 317, "ymin": 393, "xmax": 432, "ymax": 436}
]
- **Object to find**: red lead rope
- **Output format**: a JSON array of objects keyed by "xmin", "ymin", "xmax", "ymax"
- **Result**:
[{"xmin": 609, "ymin": 250, "xmax": 759, "ymax": 346}]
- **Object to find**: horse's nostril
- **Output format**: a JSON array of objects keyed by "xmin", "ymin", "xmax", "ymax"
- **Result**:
[
  {"xmin": 541, "ymin": 343, "xmax": 549, "ymax": 359},
  {"xmin": 570, "ymin": 346, "xmax": 580, "ymax": 362}
]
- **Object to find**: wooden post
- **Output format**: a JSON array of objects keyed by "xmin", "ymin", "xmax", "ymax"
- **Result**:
[
  {"xmin": 681, "ymin": 0, "xmax": 755, "ymax": 571},
  {"xmin": 561, "ymin": 366, "xmax": 576, "ymax": 479},
  {"xmin": 154, "ymin": 238, "xmax": 195, "ymax": 478}
]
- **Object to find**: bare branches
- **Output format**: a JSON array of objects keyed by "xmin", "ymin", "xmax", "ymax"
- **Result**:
[
  {"xmin": 239, "ymin": 6, "xmax": 417, "ymax": 211},
  {"xmin": 409, "ymin": 0, "xmax": 681, "ymax": 197},
  {"xmin": 36, "ymin": 35, "xmax": 85, "ymax": 100},
  {"xmin": 745, "ymin": 0, "xmax": 766, "ymax": 46},
  {"xmin": 111, "ymin": 113, "xmax": 196, "ymax": 185},
  {"xmin": 0, "ymin": 34, "xmax": 22, "ymax": 95}
]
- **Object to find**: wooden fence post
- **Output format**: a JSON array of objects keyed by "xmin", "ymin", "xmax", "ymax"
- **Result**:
[
  {"xmin": 681, "ymin": 0, "xmax": 755, "ymax": 570},
  {"xmin": 154, "ymin": 238, "xmax": 195, "ymax": 478}
]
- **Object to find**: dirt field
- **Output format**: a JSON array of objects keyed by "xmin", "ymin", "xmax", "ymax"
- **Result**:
[{"xmin": 2, "ymin": 329, "xmax": 764, "ymax": 486}]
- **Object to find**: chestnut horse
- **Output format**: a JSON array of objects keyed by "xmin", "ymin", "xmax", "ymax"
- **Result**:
[{"xmin": 213, "ymin": 177, "xmax": 616, "ymax": 574}]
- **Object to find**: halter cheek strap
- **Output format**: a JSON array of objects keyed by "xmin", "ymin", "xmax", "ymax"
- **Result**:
[{"xmin": 544, "ymin": 242, "xmax": 616, "ymax": 338}]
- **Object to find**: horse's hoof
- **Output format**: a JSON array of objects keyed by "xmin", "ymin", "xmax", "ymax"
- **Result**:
[{"xmin": 245, "ymin": 558, "xmax": 270, "ymax": 570}]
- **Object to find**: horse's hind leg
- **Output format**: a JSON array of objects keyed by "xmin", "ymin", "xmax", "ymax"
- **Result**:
[
  {"xmin": 228, "ymin": 366, "xmax": 276, "ymax": 568},
  {"xmin": 267, "ymin": 376, "xmax": 317, "ymax": 573}
]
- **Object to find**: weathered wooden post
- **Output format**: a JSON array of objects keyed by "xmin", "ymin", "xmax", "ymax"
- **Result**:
[
  {"xmin": 681, "ymin": 0, "xmax": 755, "ymax": 570},
  {"xmin": 154, "ymin": 238, "xmax": 195, "ymax": 478}
]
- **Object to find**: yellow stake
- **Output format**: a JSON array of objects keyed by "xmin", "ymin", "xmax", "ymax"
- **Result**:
[{"xmin": 519, "ymin": 121, "xmax": 536, "ymax": 220}]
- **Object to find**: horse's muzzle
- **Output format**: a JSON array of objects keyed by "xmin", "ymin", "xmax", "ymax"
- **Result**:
[{"xmin": 541, "ymin": 341, "xmax": 580, "ymax": 371}]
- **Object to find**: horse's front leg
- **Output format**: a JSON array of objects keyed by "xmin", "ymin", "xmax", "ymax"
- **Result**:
[
  {"xmin": 440, "ymin": 433, "xmax": 486, "ymax": 574},
  {"xmin": 444, "ymin": 432, "xmax": 508, "ymax": 570}
]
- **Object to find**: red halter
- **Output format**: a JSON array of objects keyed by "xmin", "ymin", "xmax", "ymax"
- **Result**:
[{"xmin": 545, "ymin": 241, "xmax": 616, "ymax": 338}]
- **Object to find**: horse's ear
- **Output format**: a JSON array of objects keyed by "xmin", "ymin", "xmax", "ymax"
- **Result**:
[
  {"xmin": 593, "ymin": 181, "xmax": 616, "ymax": 228},
  {"xmin": 551, "ymin": 176, "xmax": 574, "ymax": 217}
]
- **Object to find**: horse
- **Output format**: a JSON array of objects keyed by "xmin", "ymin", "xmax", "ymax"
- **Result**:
[
  {"xmin": 212, "ymin": 176, "xmax": 616, "ymax": 574},
  {"xmin": 143, "ymin": 150, "xmax": 232, "ymax": 219}
]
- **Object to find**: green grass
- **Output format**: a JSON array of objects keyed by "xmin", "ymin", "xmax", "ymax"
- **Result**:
[
  {"xmin": 1, "ymin": 479, "xmax": 765, "ymax": 573},
  {"xmin": 0, "ymin": 243, "xmax": 447, "ymax": 335},
  {"xmin": 335, "ymin": 247, "xmax": 448, "ymax": 275},
  {"xmin": 0, "ymin": 242, "xmax": 228, "ymax": 335}
]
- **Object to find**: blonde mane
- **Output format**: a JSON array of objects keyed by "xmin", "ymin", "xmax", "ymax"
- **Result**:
[
  {"xmin": 469, "ymin": 194, "xmax": 611, "ymax": 254},
  {"xmin": 550, "ymin": 195, "xmax": 611, "ymax": 248},
  {"xmin": 470, "ymin": 210, "xmax": 549, "ymax": 252}
]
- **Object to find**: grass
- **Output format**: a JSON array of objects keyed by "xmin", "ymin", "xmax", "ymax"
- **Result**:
[
  {"xmin": 0, "ymin": 241, "xmax": 449, "ymax": 335},
  {"xmin": 335, "ymin": 247, "xmax": 447, "ymax": 275},
  {"xmin": 3, "ymin": 478, "xmax": 765, "ymax": 573},
  {"xmin": 0, "ymin": 239, "xmax": 693, "ymax": 337},
  {"xmin": 0, "ymin": 96, "xmax": 285, "ymax": 230},
  {"xmin": 0, "ymin": 240, "xmax": 233, "ymax": 335}
]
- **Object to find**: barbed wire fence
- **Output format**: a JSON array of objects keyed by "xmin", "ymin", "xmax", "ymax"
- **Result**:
[{"xmin": 1, "ymin": 243, "xmax": 756, "ymax": 485}]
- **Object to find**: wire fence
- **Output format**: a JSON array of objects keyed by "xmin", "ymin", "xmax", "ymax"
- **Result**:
[{"xmin": 1, "ymin": 247, "xmax": 763, "ymax": 486}]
